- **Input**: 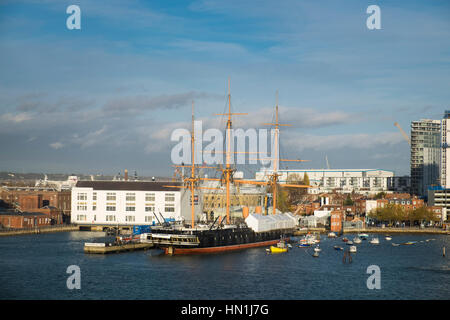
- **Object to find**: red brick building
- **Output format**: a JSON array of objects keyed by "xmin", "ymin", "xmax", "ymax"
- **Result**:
[
  {"xmin": 0, "ymin": 188, "xmax": 70, "ymax": 222},
  {"xmin": 0, "ymin": 211, "xmax": 53, "ymax": 229},
  {"xmin": 330, "ymin": 210, "xmax": 343, "ymax": 232}
]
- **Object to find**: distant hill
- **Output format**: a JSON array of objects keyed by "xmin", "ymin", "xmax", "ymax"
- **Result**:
[{"xmin": 0, "ymin": 172, "xmax": 171, "ymax": 182}]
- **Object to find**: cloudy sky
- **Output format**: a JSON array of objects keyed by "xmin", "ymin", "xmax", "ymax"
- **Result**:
[{"xmin": 0, "ymin": 0, "xmax": 449, "ymax": 177}]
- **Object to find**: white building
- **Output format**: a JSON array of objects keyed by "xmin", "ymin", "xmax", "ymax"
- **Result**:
[
  {"xmin": 441, "ymin": 112, "xmax": 450, "ymax": 189},
  {"xmin": 255, "ymin": 169, "xmax": 394, "ymax": 194},
  {"xmin": 71, "ymin": 181, "xmax": 201, "ymax": 226}
]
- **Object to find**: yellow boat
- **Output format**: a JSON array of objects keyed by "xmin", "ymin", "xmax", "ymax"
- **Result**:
[
  {"xmin": 269, "ymin": 239, "xmax": 289, "ymax": 253},
  {"xmin": 270, "ymin": 245, "xmax": 288, "ymax": 253}
]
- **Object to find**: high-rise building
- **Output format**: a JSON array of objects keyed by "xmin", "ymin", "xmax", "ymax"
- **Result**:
[
  {"xmin": 410, "ymin": 119, "xmax": 441, "ymax": 196},
  {"xmin": 440, "ymin": 111, "xmax": 450, "ymax": 188}
]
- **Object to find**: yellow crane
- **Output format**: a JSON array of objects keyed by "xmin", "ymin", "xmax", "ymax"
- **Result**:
[{"xmin": 394, "ymin": 122, "xmax": 411, "ymax": 146}]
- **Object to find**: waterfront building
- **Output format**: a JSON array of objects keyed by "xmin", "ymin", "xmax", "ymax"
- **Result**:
[
  {"xmin": 0, "ymin": 187, "xmax": 70, "ymax": 222},
  {"xmin": 410, "ymin": 119, "xmax": 441, "ymax": 196},
  {"xmin": 255, "ymin": 168, "xmax": 394, "ymax": 195},
  {"xmin": 70, "ymin": 181, "xmax": 200, "ymax": 227},
  {"xmin": 330, "ymin": 210, "xmax": 343, "ymax": 232},
  {"xmin": 441, "ymin": 111, "xmax": 450, "ymax": 188},
  {"xmin": 0, "ymin": 209, "xmax": 54, "ymax": 229},
  {"xmin": 427, "ymin": 186, "xmax": 449, "ymax": 223}
]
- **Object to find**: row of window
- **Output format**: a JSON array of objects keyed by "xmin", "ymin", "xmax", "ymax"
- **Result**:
[
  {"xmin": 78, "ymin": 204, "xmax": 174, "ymax": 212},
  {"xmin": 76, "ymin": 215, "xmax": 157, "ymax": 222},
  {"xmin": 77, "ymin": 192, "xmax": 174, "ymax": 202}
]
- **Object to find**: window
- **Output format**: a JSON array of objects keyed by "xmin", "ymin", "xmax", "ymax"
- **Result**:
[
  {"xmin": 145, "ymin": 204, "xmax": 155, "ymax": 212},
  {"xmin": 77, "ymin": 215, "xmax": 87, "ymax": 221},
  {"xmin": 126, "ymin": 193, "xmax": 135, "ymax": 202},
  {"xmin": 145, "ymin": 216, "xmax": 153, "ymax": 222},
  {"xmin": 145, "ymin": 193, "xmax": 155, "ymax": 202},
  {"xmin": 165, "ymin": 193, "xmax": 175, "ymax": 202},
  {"xmin": 106, "ymin": 204, "xmax": 116, "ymax": 211},
  {"xmin": 165, "ymin": 204, "xmax": 175, "ymax": 213},
  {"xmin": 106, "ymin": 193, "xmax": 116, "ymax": 201},
  {"xmin": 93, "ymin": 192, "xmax": 97, "ymax": 201},
  {"xmin": 77, "ymin": 193, "xmax": 87, "ymax": 201},
  {"xmin": 125, "ymin": 216, "xmax": 135, "ymax": 222},
  {"xmin": 126, "ymin": 206, "xmax": 135, "ymax": 212},
  {"xmin": 92, "ymin": 205, "xmax": 97, "ymax": 211},
  {"xmin": 77, "ymin": 203, "xmax": 87, "ymax": 211},
  {"xmin": 106, "ymin": 215, "xmax": 116, "ymax": 222}
]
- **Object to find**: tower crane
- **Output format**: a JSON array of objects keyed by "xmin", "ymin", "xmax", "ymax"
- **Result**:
[{"xmin": 394, "ymin": 122, "xmax": 411, "ymax": 146}]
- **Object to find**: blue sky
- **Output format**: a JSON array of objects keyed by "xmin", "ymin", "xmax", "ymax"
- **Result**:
[{"xmin": 0, "ymin": 0, "xmax": 449, "ymax": 177}]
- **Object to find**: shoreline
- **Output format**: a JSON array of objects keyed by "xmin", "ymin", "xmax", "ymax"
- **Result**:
[
  {"xmin": 295, "ymin": 227, "xmax": 450, "ymax": 235},
  {"xmin": 0, "ymin": 225, "xmax": 80, "ymax": 237}
]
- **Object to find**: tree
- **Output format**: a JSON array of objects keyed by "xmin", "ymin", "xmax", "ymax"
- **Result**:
[
  {"xmin": 344, "ymin": 194, "xmax": 354, "ymax": 206},
  {"xmin": 269, "ymin": 184, "xmax": 290, "ymax": 213},
  {"xmin": 303, "ymin": 173, "xmax": 310, "ymax": 186},
  {"xmin": 285, "ymin": 173, "xmax": 306, "ymax": 206},
  {"xmin": 374, "ymin": 192, "xmax": 386, "ymax": 199}
]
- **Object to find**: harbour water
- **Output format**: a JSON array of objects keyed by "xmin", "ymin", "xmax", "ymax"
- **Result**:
[{"xmin": 0, "ymin": 231, "xmax": 448, "ymax": 300}]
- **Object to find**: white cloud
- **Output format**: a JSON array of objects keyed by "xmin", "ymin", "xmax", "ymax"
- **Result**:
[
  {"xmin": 49, "ymin": 142, "xmax": 64, "ymax": 149},
  {"xmin": 1, "ymin": 112, "xmax": 33, "ymax": 123}
]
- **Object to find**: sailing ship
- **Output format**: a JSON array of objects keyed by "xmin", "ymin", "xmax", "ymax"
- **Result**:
[{"xmin": 140, "ymin": 81, "xmax": 310, "ymax": 255}]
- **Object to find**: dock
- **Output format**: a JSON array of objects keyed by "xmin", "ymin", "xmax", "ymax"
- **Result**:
[
  {"xmin": 0, "ymin": 225, "xmax": 80, "ymax": 237},
  {"xmin": 84, "ymin": 242, "xmax": 154, "ymax": 254}
]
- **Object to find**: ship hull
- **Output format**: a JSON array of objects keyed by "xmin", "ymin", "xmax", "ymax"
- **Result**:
[{"xmin": 164, "ymin": 238, "xmax": 287, "ymax": 255}]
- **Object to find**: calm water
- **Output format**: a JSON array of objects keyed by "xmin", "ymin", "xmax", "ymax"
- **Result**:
[{"xmin": 0, "ymin": 231, "xmax": 449, "ymax": 300}]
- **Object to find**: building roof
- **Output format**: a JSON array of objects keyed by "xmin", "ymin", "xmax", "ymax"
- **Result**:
[
  {"xmin": 0, "ymin": 209, "xmax": 47, "ymax": 217},
  {"xmin": 75, "ymin": 181, "xmax": 182, "ymax": 192}
]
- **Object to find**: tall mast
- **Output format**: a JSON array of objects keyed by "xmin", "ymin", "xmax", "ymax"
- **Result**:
[
  {"xmin": 226, "ymin": 78, "xmax": 232, "ymax": 224},
  {"xmin": 272, "ymin": 90, "xmax": 279, "ymax": 215},
  {"xmin": 190, "ymin": 101, "xmax": 196, "ymax": 228}
]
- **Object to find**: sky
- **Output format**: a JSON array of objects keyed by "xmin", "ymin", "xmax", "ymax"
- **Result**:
[{"xmin": 0, "ymin": 0, "xmax": 449, "ymax": 177}]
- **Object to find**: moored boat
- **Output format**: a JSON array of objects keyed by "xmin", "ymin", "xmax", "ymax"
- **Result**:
[
  {"xmin": 358, "ymin": 233, "xmax": 369, "ymax": 240},
  {"xmin": 369, "ymin": 237, "xmax": 380, "ymax": 245},
  {"xmin": 349, "ymin": 245, "xmax": 357, "ymax": 253},
  {"xmin": 328, "ymin": 232, "xmax": 337, "ymax": 238},
  {"xmin": 334, "ymin": 245, "xmax": 344, "ymax": 250},
  {"xmin": 353, "ymin": 237, "xmax": 362, "ymax": 244}
]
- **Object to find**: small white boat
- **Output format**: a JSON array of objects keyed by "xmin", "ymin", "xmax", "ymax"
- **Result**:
[
  {"xmin": 346, "ymin": 240, "xmax": 354, "ymax": 245},
  {"xmin": 359, "ymin": 233, "xmax": 369, "ymax": 239},
  {"xmin": 349, "ymin": 246, "xmax": 357, "ymax": 253},
  {"xmin": 327, "ymin": 232, "xmax": 337, "ymax": 238},
  {"xmin": 392, "ymin": 243, "xmax": 400, "ymax": 247},
  {"xmin": 353, "ymin": 237, "xmax": 362, "ymax": 244},
  {"xmin": 312, "ymin": 251, "xmax": 319, "ymax": 258},
  {"xmin": 385, "ymin": 236, "xmax": 392, "ymax": 241},
  {"xmin": 369, "ymin": 237, "xmax": 380, "ymax": 245},
  {"xmin": 314, "ymin": 246, "xmax": 321, "ymax": 252}
]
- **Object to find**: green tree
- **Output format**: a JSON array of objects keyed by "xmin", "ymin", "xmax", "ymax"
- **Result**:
[
  {"xmin": 344, "ymin": 194, "xmax": 354, "ymax": 206},
  {"xmin": 273, "ymin": 184, "xmax": 290, "ymax": 213},
  {"xmin": 374, "ymin": 192, "xmax": 386, "ymax": 199},
  {"xmin": 303, "ymin": 173, "xmax": 310, "ymax": 186}
]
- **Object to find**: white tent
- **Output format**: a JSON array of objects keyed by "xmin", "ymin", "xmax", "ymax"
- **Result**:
[{"xmin": 245, "ymin": 213, "xmax": 297, "ymax": 232}]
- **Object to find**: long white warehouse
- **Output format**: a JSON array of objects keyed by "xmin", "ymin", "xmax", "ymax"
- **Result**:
[{"xmin": 71, "ymin": 181, "xmax": 201, "ymax": 226}]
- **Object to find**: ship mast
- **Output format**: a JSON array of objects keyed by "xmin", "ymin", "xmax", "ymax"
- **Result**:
[
  {"xmin": 164, "ymin": 101, "xmax": 220, "ymax": 229},
  {"xmin": 262, "ymin": 91, "xmax": 310, "ymax": 214},
  {"xmin": 214, "ymin": 78, "xmax": 247, "ymax": 224}
]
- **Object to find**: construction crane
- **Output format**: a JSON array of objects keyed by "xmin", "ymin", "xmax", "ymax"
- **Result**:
[{"xmin": 394, "ymin": 122, "xmax": 411, "ymax": 146}]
